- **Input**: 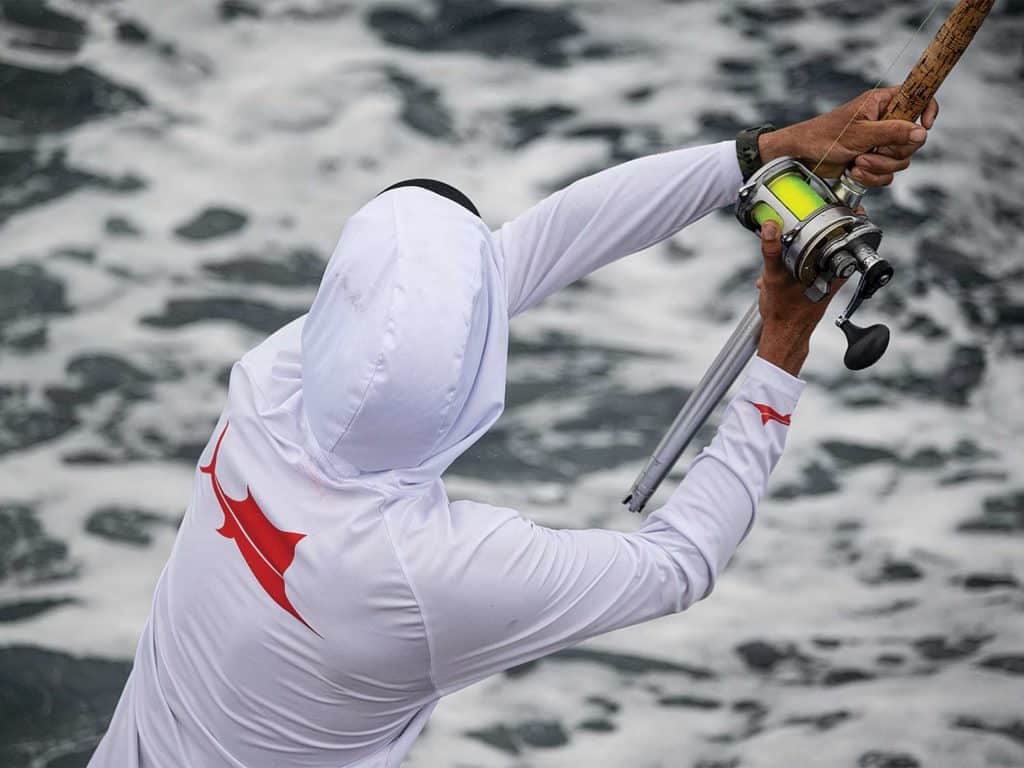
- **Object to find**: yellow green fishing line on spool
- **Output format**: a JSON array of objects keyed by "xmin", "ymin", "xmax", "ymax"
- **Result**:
[{"xmin": 753, "ymin": 173, "xmax": 829, "ymax": 228}]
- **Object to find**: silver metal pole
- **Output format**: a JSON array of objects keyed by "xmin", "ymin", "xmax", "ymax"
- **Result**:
[{"xmin": 623, "ymin": 299, "xmax": 762, "ymax": 514}]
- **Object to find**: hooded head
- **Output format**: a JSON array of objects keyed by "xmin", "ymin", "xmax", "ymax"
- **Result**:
[{"xmin": 300, "ymin": 185, "xmax": 508, "ymax": 482}]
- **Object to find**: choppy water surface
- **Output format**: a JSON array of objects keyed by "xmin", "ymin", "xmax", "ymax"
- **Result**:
[{"xmin": 1, "ymin": 0, "xmax": 1023, "ymax": 765}]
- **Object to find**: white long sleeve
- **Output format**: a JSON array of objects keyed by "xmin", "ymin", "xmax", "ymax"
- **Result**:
[
  {"xmin": 399, "ymin": 356, "xmax": 804, "ymax": 694},
  {"xmin": 495, "ymin": 140, "xmax": 744, "ymax": 316}
]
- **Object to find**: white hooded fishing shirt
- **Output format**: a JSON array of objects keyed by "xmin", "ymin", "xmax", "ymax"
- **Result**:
[{"xmin": 89, "ymin": 140, "xmax": 805, "ymax": 768}]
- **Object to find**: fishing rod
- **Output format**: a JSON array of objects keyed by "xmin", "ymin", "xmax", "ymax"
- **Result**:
[{"xmin": 624, "ymin": 0, "xmax": 996, "ymax": 514}]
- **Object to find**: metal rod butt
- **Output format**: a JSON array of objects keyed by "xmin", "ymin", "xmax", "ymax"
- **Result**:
[{"xmin": 624, "ymin": 300, "xmax": 763, "ymax": 514}]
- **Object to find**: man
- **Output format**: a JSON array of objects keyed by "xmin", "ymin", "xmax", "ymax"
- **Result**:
[{"xmin": 89, "ymin": 87, "xmax": 937, "ymax": 767}]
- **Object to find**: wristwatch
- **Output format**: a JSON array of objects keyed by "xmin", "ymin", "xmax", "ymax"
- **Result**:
[{"xmin": 735, "ymin": 123, "xmax": 776, "ymax": 181}]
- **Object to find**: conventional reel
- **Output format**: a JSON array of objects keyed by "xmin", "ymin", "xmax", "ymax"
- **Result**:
[{"xmin": 735, "ymin": 157, "xmax": 894, "ymax": 370}]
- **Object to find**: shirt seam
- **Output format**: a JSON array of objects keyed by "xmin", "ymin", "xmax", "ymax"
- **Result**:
[
  {"xmin": 325, "ymin": 197, "xmax": 402, "ymax": 459},
  {"xmin": 689, "ymin": 453, "xmax": 758, "ymax": 520},
  {"xmin": 425, "ymin": 254, "xmax": 483, "ymax": 459},
  {"xmin": 378, "ymin": 501, "xmax": 441, "ymax": 696},
  {"xmin": 684, "ymin": 453, "xmax": 757, "ymax": 597}
]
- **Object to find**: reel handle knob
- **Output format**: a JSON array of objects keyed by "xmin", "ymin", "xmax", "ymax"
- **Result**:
[{"xmin": 839, "ymin": 319, "xmax": 890, "ymax": 370}]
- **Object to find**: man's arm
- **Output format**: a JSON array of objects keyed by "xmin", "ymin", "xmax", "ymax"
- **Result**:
[
  {"xmin": 758, "ymin": 86, "xmax": 939, "ymax": 185},
  {"xmin": 408, "ymin": 355, "xmax": 801, "ymax": 695},
  {"xmin": 404, "ymin": 228, "xmax": 823, "ymax": 694},
  {"xmin": 495, "ymin": 87, "xmax": 938, "ymax": 318},
  {"xmin": 495, "ymin": 140, "xmax": 742, "ymax": 317}
]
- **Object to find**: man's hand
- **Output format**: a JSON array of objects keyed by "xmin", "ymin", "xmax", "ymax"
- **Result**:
[
  {"xmin": 755, "ymin": 221, "xmax": 845, "ymax": 376},
  {"xmin": 758, "ymin": 86, "xmax": 939, "ymax": 186}
]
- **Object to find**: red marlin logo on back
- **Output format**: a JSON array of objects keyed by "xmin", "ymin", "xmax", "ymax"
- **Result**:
[
  {"xmin": 201, "ymin": 422, "xmax": 320, "ymax": 636},
  {"xmin": 751, "ymin": 402, "xmax": 791, "ymax": 427}
]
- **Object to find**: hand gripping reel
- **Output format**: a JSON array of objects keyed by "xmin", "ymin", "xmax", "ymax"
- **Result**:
[{"xmin": 734, "ymin": 157, "xmax": 893, "ymax": 370}]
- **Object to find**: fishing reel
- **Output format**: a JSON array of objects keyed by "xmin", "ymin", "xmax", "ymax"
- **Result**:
[{"xmin": 735, "ymin": 157, "xmax": 894, "ymax": 370}]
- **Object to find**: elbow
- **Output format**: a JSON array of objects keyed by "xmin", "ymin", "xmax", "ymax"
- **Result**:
[{"xmin": 658, "ymin": 544, "xmax": 716, "ymax": 614}]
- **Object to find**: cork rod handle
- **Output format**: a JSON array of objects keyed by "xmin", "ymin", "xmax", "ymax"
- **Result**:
[{"xmin": 882, "ymin": 0, "xmax": 996, "ymax": 122}]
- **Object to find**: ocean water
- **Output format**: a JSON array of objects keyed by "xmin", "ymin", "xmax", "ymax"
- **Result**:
[{"xmin": 1, "ymin": 0, "xmax": 1023, "ymax": 765}]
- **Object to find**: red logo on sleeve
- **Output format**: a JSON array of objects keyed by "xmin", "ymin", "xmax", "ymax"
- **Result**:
[
  {"xmin": 752, "ymin": 402, "xmax": 791, "ymax": 427},
  {"xmin": 201, "ymin": 422, "xmax": 320, "ymax": 636}
]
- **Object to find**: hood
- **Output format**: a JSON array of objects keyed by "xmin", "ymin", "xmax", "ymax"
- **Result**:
[{"xmin": 300, "ymin": 186, "xmax": 508, "ymax": 482}]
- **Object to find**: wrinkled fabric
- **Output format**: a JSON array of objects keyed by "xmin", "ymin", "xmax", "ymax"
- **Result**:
[{"xmin": 90, "ymin": 140, "xmax": 805, "ymax": 768}]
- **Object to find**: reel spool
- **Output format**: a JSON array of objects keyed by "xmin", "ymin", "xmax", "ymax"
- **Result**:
[{"xmin": 735, "ymin": 157, "xmax": 894, "ymax": 370}]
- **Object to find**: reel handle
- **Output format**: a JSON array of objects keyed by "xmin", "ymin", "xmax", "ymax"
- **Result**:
[
  {"xmin": 839, "ymin": 320, "xmax": 890, "ymax": 371},
  {"xmin": 833, "ymin": 246, "xmax": 894, "ymax": 370}
]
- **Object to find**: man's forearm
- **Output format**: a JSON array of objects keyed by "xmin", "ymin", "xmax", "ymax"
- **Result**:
[
  {"xmin": 641, "ymin": 355, "xmax": 804, "ymax": 603},
  {"xmin": 496, "ymin": 140, "xmax": 744, "ymax": 316},
  {"xmin": 755, "ymin": 89, "xmax": 931, "ymax": 183},
  {"xmin": 756, "ymin": 128, "xmax": 800, "ymax": 167}
]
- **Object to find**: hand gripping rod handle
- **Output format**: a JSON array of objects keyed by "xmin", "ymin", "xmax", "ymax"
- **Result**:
[
  {"xmin": 882, "ymin": 0, "xmax": 995, "ymax": 123},
  {"xmin": 834, "ymin": 0, "xmax": 995, "ymax": 207},
  {"xmin": 624, "ymin": 299, "xmax": 763, "ymax": 514}
]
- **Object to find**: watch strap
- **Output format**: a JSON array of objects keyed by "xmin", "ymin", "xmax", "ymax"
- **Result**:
[{"xmin": 735, "ymin": 123, "xmax": 776, "ymax": 181}]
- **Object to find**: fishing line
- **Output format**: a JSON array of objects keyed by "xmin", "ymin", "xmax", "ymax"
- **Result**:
[{"xmin": 810, "ymin": 0, "xmax": 944, "ymax": 177}]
